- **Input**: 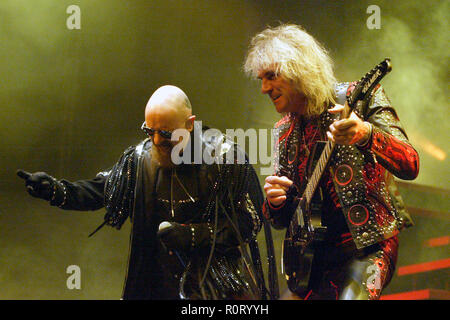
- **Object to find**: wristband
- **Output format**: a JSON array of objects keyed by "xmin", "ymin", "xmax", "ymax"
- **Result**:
[{"xmin": 356, "ymin": 122, "xmax": 373, "ymax": 148}]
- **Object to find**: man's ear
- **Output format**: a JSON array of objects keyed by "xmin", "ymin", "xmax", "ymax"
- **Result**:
[{"xmin": 185, "ymin": 115, "xmax": 196, "ymax": 132}]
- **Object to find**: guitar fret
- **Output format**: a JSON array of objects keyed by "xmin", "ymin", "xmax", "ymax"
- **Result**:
[{"xmin": 306, "ymin": 141, "xmax": 331, "ymax": 203}]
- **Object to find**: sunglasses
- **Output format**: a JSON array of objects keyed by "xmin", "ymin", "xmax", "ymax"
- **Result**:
[{"xmin": 141, "ymin": 122, "xmax": 173, "ymax": 139}]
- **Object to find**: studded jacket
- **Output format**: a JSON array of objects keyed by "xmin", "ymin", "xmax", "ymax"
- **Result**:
[
  {"xmin": 51, "ymin": 129, "xmax": 279, "ymax": 299},
  {"xmin": 262, "ymin": 83, "xmax": 419, "ymax": 249}
]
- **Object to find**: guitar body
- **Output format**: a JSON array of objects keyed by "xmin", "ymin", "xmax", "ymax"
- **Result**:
[
  {"xmin": 283, "ymin": 142, "xmax": 327, "ymax": 295},
  {"xmin": 283, "ymin": 236, "xmax": 314, "ymax": 295},
  {"xmin": 283, "ymin": 224, "xmax": 326, "ymax": 295},
  {"xmin": 283, "ymin": 226, "xmax": 328, "ymax": 295}
]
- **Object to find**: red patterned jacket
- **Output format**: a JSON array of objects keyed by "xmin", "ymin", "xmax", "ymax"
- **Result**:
[{"xmin": 263, "ymin": 83, "xmax": 419, "ymax": 249}]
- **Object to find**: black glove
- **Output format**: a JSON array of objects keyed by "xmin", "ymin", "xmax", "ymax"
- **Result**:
[
  {"xmin": 17, "ymin": 169, "xmax": 59, "ymax": 202},
  {"xmin": 157, "ymin": 221, "xmax": 192, "ymax": 252}
]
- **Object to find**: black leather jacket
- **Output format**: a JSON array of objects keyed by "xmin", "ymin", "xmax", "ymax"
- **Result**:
[{"xmin": 52, "ymin": 129, "xmax": 278, "ymax": 299}]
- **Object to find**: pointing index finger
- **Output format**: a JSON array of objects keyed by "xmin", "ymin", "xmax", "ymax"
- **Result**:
[{"xmin": 17, "ymin": 169, "xmax": 32, "ymax": 180}]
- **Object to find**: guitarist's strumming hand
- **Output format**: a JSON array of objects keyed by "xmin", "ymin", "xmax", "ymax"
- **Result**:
[
  {"xmin": 326, "ymin": 103, "xmax": 372, "ymax": 146},
  {"xmin": 264, "ymin": 175, "xmax": 293, "ymax": 207}
]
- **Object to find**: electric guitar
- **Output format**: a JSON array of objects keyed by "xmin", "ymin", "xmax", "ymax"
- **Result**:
[{"xmin": 282, "ymin": 58, "xmax": 392, "ymax": 295}]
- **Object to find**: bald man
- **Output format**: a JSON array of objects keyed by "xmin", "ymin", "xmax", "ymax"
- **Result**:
[
  {"xmin": 17, "ymin": 85, "xmax": 278, "ymax": 300},
  {"xmin": 144, "ymin": 85, "xmax": 196, "ymax": 168}
]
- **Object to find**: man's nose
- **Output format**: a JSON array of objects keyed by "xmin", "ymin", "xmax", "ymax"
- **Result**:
[
  {"xmin": 153, "ymin": 132, "xmax": 165, "ymax": 146},
  {"xmin": 261, "ymin": 78, "xmax": 272, "ymax": 94}
]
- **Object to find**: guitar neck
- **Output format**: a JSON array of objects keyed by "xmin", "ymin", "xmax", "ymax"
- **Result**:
[
  {"xmin": 302, "ymin": 140, "xmax": 335, "ymax": 206},
  {"xmin": 288, "ymin": 139, "xmax": 335, "ymax": 236}
]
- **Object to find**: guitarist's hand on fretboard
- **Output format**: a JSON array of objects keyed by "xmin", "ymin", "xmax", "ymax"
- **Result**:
[
  {"xmin": 326, "ymin": 102, "xmax": 372, "ymax": 146},
  {"xmin": 264, "ymin": 175, "xmax": 293, "ymax": 207}
]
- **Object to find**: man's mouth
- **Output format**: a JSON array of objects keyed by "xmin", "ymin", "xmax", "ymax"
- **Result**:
[
  {"xmin": 271, "ymin": 94, "xmax": 281, "ymax": 102},
  {"xmin": 156, "ymin": 144, "xmax": 172, "ymax": 152}
]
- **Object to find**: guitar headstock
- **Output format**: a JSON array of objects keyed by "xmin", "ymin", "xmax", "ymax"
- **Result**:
[{"xmin": 347, "ymin": 58, "xmax": 392, "ymax": 111}]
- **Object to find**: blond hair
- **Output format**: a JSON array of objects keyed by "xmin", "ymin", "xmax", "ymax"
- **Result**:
[{"xmin": 244, "ymin": 24, "xmax": 337, "ymax": 115}]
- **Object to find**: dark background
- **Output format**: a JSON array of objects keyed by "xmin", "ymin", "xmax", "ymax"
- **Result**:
[{"xmin": 1, "ymin": 0, "xmax": 448, "ymax": 299}]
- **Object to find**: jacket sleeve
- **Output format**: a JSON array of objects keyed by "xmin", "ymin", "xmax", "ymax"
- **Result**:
[
  {"xmin": 262, "ymin": 184, "xmax": 299, "ymax": 230},
  {"xmin": 261, "ymin": 118, "xmax": 300, "ymax": 230},
  {"xmin": 51, "ymin": 144, "xmax": 139, "ymax": 212},
  {"xmin": 51, "ymin": 172, "xmax": 107, "ymax": 211},
  {"xmin": 359, "ymin": 85, "xmax": 420, "ymax": 180}
]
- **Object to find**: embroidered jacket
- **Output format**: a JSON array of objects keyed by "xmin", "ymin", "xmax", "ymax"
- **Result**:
[{"xmin": 263, "ymin": 83, "xmax": 419, "ymax": 249}]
